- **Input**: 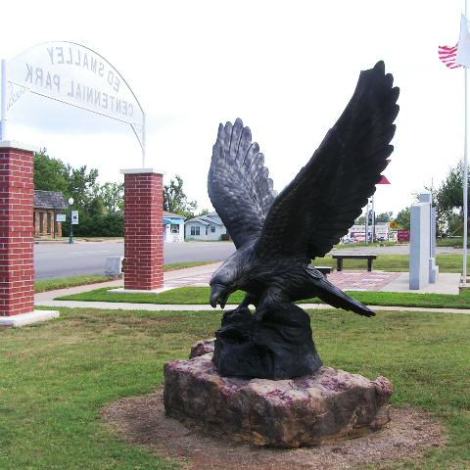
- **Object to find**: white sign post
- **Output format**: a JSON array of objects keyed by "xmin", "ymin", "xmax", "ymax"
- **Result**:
[
  {"xmin": 1, "ymin": 41, "xmax": 146, "ymax": 165},
  {"xmin": 56, "ymin": 213, "xmax": 66, "ymax": 223},
  {"xmin": 71, "ymin": 210, "xmax": 79, "ymax": 225}
]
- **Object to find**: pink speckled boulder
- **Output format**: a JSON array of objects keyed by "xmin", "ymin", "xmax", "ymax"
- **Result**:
[
  {"xmin": 189, "ymin": 338, "xmax": 215, "ymax": 358},
  {"xmin": 163, "ymin": 342, "xmax": 393, "ymax": 448}
]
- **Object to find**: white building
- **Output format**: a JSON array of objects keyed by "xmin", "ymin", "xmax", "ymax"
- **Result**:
[
  {"xmin": 185, "ymin": 212, "xmax": 227, "ymax": 241},
  {"xmin": 163, "ymin": 211, "xmax": 185, "ymax": 243},
  {"xmin": 347, "ymin": 222, "xmax": 390, "ymax": 242}
]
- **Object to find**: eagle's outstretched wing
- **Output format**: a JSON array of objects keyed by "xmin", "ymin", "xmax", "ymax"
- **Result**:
[
  {"xmin": 208, "ymin": 118, "xmax": 276, "ymax": 248},
  {"xmin": 255, "ymin": 61, "xmax": 399, "ymax": 260}
]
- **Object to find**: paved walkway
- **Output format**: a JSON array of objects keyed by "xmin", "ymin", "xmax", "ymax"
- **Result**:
[
  {"xmin": 381, "ymin": 272, "xmax": 460, "ymax": 294},
  {"xmin": 172, "ymin": 268, "xmax": 460, "ymax": 295},
  {"xmin": 172, "ymin": 270, "xmax": 404, "ymax": 292},
  {"xmin": 327, "ymin": 271, "xmax": 401, "ymax": 291}
]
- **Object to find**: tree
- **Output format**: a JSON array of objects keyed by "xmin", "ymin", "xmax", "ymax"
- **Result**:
[
  {"xmin": 68, "ymin": 165, "xmax": 99, "ymax": 211},
  {"xmin": 34, "ymin": 150, "xmax": 124, "ymax": 237},
  {"xmin": 434, "ymin": 162, "xmax": 468, "ymax": 236},
  {"xmin": 375, "ymin": 211, "xmax": 393, "ymax": 223},
  {"xmin": 34, "ymin": 150, "xmax": 101, "ymax": 211},
  {"xmin": 394, "ymin": 207, "xmax": 411, "ymax": 230},
  {"xmin": 97, "ymin": 182, "xmax": 124, "ymax": 214},
  {"xmin": 163, "ymin": 175, "xmax": 197, "ymax": 218},
  {"xmin": 34, "ymin": 149, "xmax": 70, "ymax": 193},
  {"xmin": 435, "ymin": 163, "xmax": 467, "ymax": 214},
  {"xmin": 197, "ymin": 208, "xmax": 210, "ymax": 217}
]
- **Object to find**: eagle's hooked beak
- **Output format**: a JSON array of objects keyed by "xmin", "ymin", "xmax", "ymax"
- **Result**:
[{"xmin": 210, "ymin": 283, "xmax": 230, "ymax": 309}]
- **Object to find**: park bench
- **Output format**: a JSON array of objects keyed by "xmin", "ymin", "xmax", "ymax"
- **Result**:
[
  {"xmin": 316, "ymin": 266, "xmax": 332, "ymax": 276},
  {"xmin": 331, "ymin": 254, "xmax": 377, "ymax": 272}
]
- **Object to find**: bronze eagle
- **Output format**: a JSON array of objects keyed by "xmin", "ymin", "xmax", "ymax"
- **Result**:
[{"xmin": 208, "ymin": 62, "xmax": 399, "ymax": 324}]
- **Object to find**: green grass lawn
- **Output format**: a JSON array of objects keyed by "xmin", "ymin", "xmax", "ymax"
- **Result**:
[
  {"xmin": 35, "ymin": 275, "xmax": 112, "ymax": 293},
  {"xmin": 57, "ymin": 285, "xmax": 470, "ymax": 310},
  {"xmin": 1, "ymin": 307, "xmax": 469, "ymax": 468},
  {"xmin": 436, "ymin": 237, "xmax": 469, "ymax": 248}
]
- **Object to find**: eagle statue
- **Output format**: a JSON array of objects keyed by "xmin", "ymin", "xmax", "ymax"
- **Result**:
[{"xmin": 207, "ymin": 61, "xmax": 399, "ymax": 380}]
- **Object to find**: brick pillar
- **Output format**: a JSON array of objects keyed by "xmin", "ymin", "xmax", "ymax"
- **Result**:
[
  {"xmin": 122, "ymin": 169, "xmax": 164, "ymax": 290},
  {"xmin": 0, "ymin": 144, "xmax": 35, "ymax": 316}
]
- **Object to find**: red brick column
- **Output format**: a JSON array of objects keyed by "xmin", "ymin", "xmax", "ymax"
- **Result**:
[
  {"xmin": 0, "ymin": 144, "xmax": 35, "ymax": 316},
  {"xmin": 122, "ymin": 169, "xmax": 164, "ymax": 290}
]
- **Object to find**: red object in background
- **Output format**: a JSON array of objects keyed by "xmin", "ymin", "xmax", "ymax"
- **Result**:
[
  {"xmin": 378, "ymin": 175, "xmax": 391, "ymax": 184},
  {"xmin": 438, "ymin": 44, "xmax": 461, "ymax": 69},
  {"xmin": 397, "ymin": 230, "xmax": 410, "ymax": 242}
]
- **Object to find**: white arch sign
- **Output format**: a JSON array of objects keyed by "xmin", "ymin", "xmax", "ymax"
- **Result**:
[{"xmin": 1, "ymin": 41, "xmax": 146, "ymax": 165}]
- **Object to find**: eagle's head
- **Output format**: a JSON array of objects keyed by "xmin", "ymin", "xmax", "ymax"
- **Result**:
[{"xmin": 209, "ymin": 254, "xmax": 240, "ymax": 309}]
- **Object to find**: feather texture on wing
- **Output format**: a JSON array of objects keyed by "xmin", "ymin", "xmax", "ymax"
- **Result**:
[
  {"xmin": 255, "ymin": 61, "xmax": 399, "ymax": 260},
  {"xmin": 208, "ymin": 118, "xmax": 276, "ymax": 248}
]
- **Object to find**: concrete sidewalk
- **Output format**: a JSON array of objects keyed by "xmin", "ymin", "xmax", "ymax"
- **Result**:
[{"xmin": 381, "ymin": 272, "xmax": 460, "ymax": 295}]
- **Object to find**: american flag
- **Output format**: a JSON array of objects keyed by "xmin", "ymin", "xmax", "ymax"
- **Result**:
[{"xmin": 438, "ymin": 44, "xmax": 462, "ymax": 69}]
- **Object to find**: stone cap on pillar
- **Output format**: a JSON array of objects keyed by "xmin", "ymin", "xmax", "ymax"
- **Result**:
[
  {"xmin": 0, "ymin": 140, "xmax": 38, "ymax": 152},
  {"xmin": 121, "ymin": 168, "xmax": 163, "ymax": 176},
  {"xmin": 418, "ymin": 192, "xmax": 432, "ymax": 204}
]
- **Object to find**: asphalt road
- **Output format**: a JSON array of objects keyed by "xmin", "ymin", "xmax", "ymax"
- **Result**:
[
  {"xmin": 34, "ymin": 241, "xmax": 236, "ymax": 279},
  {"xmin": 34, "ymin": 240, "xmax": 461, "ymax": 279}
]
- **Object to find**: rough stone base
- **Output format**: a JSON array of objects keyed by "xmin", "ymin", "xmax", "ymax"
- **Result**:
[{"xmin": 164, "ymin": 347, "xmax": 393, "ymax": 448}]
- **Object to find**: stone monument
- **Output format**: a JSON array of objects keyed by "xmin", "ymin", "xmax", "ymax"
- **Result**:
[
  {"xmin": 164, "ymin": 61, "xmax": 399, "ymax": 446},
  {"xmin": 410, "ymin": 192, "xmax": 439, "ymax": 290}
]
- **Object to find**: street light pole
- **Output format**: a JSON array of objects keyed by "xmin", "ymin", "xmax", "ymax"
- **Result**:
[
  {"xmin": 68, "ymin": 197, "xmax": 74, "ymax": 244},
  {"xmin": 364, "ymin": 199, "xmax": 369, "ymax": 244}
]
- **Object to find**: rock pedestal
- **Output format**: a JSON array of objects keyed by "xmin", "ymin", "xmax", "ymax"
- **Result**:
[{"xmin": 164, "ymin": 343, "xmax": 393, "ymax": 448}]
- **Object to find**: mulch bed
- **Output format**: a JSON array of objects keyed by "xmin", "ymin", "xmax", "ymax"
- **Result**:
[{"xmin": 102, "ymin": 390, "xmax": 445, "ymax": 470}]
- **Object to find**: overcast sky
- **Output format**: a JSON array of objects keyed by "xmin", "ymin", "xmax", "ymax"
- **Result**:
[{"xmin": 0, "ymin": 0, "xmax": 466, "ymax": 215}]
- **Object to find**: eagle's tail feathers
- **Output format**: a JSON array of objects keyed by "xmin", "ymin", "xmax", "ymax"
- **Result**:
[{"xmin": 314, "ymin": 277, "xmax": 375, "ymax": 317}]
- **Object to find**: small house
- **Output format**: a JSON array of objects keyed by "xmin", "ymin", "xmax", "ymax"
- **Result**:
[
  {"xmin": 163, "ymin": 211, "xmax": 185, "ymax": 242},
  {"xmin": 34, "ymin": 190, "xmax": 68, "ymax": 238},
  {"xmin": 184, "ymin": 212, "xmax": 227, "ymax": 241}
]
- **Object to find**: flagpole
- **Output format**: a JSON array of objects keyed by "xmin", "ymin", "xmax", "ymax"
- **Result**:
[
  {"xmin": 371, "ymin": 195, "xmax": 376, "ymax": 242},
  {"xmin": 464, "ymin": 0, "xmax": 469, "ymax": 283}
]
